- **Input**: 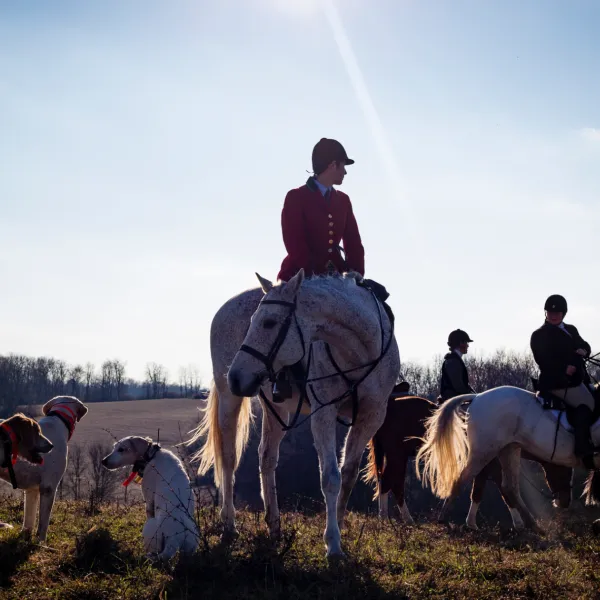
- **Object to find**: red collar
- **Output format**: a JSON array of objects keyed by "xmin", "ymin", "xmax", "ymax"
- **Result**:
[
  {"xmin": 0, "ymin": 423, "xmax": 19, "ymax": 466},
  {"xmin": 47, "ymin": 404, "xmax": 77, "ymax": 440}
]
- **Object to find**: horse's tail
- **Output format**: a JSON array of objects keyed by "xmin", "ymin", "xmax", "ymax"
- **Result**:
[
  {"xmin": 187, "ymin": 382, "xmax": 253, "ymax": 490},
  {"xmin": 582, "ymin": 470, "xmax": 600, "ymax": 506},
  {"xmin": 362, "ymin": 436, "xmax": 385, "ymax": 499},
  {"xmin": 415, "ymin": 394, "xmax": 475, "ymax": 499}
]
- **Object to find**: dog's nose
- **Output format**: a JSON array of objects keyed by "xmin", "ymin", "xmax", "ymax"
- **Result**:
[{"xmin": 39, "ymin": 440, "xmax": 54, "ymax": 453}]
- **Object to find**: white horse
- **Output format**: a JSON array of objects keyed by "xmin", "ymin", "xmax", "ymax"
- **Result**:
[
  {"xmin": 188, "ymin": 269, "xmax": 399, "ymax": 557},
  {"xmin": 416, "ymin": 385, "xmax": 600, "ymax": 531}
]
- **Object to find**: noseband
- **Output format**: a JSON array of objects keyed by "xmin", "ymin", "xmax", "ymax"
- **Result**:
[{"xmin": 239, "ymin": 299, "xmax": 306, "ymax": 384}]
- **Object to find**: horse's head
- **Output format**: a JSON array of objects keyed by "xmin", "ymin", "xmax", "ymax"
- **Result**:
[{"xmin": 228, "ymin": 269, "xmax": 306, "ymax": 397}]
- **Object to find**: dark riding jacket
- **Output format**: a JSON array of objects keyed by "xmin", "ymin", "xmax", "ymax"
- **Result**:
[
  {"xmin": 530, "ymin": 321, "xmax": 591, "ymax": 391},
  {"xmin": 439, "ymin": 351, "xmax": 475, "ymax": 402},
  {"xmin": 278, "ymin": 177, "xmax": 365, "ymax": 282}
]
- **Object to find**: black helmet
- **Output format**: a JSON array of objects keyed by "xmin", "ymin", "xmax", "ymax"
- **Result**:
[
  {"xmin": 544, "ymin": 294, "xmax": 567, "ymax": 314},
  {"xmin": 447, "ymin": 329, "xmax": 473, "ymax": 348}
]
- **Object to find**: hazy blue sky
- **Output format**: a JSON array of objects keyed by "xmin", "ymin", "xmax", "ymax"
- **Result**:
[{"xmin": 1, "ymin": 0, "xmax": 599, "ymax": 384}]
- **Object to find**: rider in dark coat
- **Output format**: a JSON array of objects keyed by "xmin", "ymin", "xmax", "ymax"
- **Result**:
[
  {"xmin": 438, "ymin": 329, "xmax": 476, "ymax": 403},
  {"xmin": 530, "ymin": 294, "xmax": 594, "ymax": 457}
]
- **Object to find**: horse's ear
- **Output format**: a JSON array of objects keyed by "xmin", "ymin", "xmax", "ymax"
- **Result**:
[
  {"xmin": 284, "ymin": 268, "xmax": 304, "ymax": 297},
  {"xmin": 255, "ymin": 273, "xmax": 273, "ymax": 294}
]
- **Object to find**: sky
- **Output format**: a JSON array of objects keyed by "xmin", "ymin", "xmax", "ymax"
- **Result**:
[{"xmin": 1, "ymin": 0, "xmax": 599, "ymax": 385}]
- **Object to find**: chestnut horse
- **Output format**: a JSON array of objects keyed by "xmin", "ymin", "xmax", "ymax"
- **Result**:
[{"xmin": 363, "ymin": 386, "xmax": 574, "ymax": 528}]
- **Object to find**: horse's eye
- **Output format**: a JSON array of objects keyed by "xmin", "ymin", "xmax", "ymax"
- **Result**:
[
  {"xmin": 118, "ymin": 448, "xmax": 124, "ymax": 453},
  {"xmin": 263, "ymin": 319, "xmax": 277, "ymax": 330}
]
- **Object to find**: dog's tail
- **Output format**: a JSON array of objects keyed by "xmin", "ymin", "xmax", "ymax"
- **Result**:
[{"xmin": 187, "ymin": 381, "xmax": 253, "ymax": 490}]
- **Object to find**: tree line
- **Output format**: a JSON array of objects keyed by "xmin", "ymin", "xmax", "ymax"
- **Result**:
[
  {"xmin": 0, "ymin": 354, "xmax": 206, "ymax": 416},
  {"xmin": 1, "ymin": 348, "xmax": 598, "ymax": 418}
]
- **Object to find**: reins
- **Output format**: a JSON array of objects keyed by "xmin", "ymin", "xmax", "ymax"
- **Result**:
[{"xmin": 243, "ymin": 287, "xmax": 394, "ymax": 431}]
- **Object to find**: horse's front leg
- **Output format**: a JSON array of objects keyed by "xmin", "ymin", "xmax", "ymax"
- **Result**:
[
  {"xmin": 337, "ymin": 397, "xmax": 386, "ymax": 531},
  {"xmin": 217, "ymin": 385, "xmax": 246, "ymax": 538},
  {"xmin": 258, "ymin": 398, "xmax": 288, "ymax": 539},
  {"xmin": 311, "ymin": 407, "xmax": 343, "ymax": 557}
]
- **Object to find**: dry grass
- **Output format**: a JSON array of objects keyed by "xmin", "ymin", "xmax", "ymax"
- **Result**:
[{"xmin": 0, "ymin": 497, "xmax": 599, "ymax": 599}]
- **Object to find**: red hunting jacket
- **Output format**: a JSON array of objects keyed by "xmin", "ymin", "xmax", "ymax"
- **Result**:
[{"xmin": 277, "ymin": 177, "xmax": 365, "ymax": 282}]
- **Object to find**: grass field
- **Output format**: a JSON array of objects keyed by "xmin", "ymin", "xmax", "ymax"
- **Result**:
[
  {"xmin": 2, "ymin": 398, "xmax": 600, "ymax": 598},
  {"xmin": 0, "ymin": 497, "xmax": 599, "ymax": 599}
]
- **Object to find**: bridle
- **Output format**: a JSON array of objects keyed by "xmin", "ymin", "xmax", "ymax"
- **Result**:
[
  {"xmin": 239, "ymin": 298, "xmax": 306, "ymax": 385},
  {"xmin": 237, "ymin": 289, "xmax": 395, "ymax": 431}
]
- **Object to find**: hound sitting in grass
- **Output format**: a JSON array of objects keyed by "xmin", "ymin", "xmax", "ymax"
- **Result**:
[{"xmin": 102, "ymin": 436, "xmax": 199, "ymax": 560}]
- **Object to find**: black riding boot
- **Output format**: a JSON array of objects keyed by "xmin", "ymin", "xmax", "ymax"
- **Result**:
[{"xmin": 573, "ymin": 404, "xmax": 594, "ymax": 457}]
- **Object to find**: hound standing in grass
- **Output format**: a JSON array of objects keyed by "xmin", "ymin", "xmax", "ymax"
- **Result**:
[
  {"xmin": 102, "ymin": 436, "xmax": 199, "ymax": 560},
  {"xmin": 0, "ymin": 396, "xmax": 87, "ymax": 539}
]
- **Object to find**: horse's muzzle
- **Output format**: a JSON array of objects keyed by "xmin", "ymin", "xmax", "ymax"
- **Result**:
[{"xmin": 228, "ymin": 369, "xmax": 262, "ymax": 398}]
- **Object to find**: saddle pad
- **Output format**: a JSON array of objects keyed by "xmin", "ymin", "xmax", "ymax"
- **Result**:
[{"xmin": 535, "ymin": 395, "xmax": 600, "ymax": 435}]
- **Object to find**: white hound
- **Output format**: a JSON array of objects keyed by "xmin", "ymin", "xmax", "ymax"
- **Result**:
[{"xmin": 102, "ymin": 436, "xmax": 199, "ymax": 560}]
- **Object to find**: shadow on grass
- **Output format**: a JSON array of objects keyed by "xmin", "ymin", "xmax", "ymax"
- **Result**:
[
  {"xmin": 163, "ymin": 527, "xmax": 402, "ymax": 600},
  {"xmin": 59, "ymin": 526, "xmax": 141, "ymax": 576},
  {"xmin": 0, "ymin": 532, "xmax": 36, "ymax": 587}
]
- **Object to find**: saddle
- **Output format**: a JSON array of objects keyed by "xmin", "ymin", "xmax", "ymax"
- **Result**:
[{"xmin": 531, "ymin": 377, "xmax": 600, "ymax": 428}]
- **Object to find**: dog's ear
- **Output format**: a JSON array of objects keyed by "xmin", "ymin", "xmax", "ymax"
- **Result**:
[
  {"xmin": 9, "ymin": 414, "xmax": 39, "ymax": 448},
  {"xmin": 42, "ymin": 397, "xmax": 60, "ymax": 416},
  {"xmin": 75, "ymin": 401, "xmax": 88, "ymax": 422}
]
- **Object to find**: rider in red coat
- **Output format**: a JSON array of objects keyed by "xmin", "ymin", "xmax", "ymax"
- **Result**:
[{"xmin": 277, "ymin": 138, "xmax": 365, "ymax": 282}]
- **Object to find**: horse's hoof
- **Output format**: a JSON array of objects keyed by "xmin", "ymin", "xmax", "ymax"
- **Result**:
[
  {"xmin": 466, "ymin": 521, "xmax": 478, "ymax": 531},
  {"xmin": 221, "ymin": 527, "xmax": 239, "ymax": 544},
  {"xmin": 592, "ymin": 519, "xmax": 600, "ymax": 536},
  {"xmin": 326, "ymin": 549, "xmax": 346, "ymax": 563},
  {"xmin": 530, "ymin": 523, "xmax": 544, "ymax": 535}
]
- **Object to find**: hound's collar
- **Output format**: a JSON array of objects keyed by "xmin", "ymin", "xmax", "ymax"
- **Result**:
[{"xmin": 123, "ymin": 442, "xmax": 161, "ymax": 487}]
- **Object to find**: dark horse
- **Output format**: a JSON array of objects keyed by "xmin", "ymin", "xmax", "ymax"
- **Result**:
[{"xmin": 363, "ymin": 384, "xmax": 577, "ymax": 528}]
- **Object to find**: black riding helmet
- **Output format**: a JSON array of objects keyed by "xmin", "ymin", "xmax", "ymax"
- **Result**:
[
  {"xmin": 544, "ymin": 294, "xmax": 567, "ymax": 314},
  {"xmin": 447, "ymin": 329, "xmax": 473, "ymax": 348}
]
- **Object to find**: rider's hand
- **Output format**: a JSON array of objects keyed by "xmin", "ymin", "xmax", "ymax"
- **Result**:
[
  {"xmin": 576, "ymin": 348, "xmax": 588, "ymax": 357},
  {"xmin": 566, "ymin": 365, "xmax": 576, "ymax": 376}
]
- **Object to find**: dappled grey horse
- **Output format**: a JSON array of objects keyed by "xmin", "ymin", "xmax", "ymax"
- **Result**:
[{"xmin": 188, "ymin": 269, "xmax": 399, "ymax": 557}]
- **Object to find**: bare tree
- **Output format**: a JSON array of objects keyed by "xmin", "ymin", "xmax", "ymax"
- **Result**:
[
  {"xmin": 64, "ymin": 443, "xmax": 86, "ymax": 500},
  {"xmin": 112, "ymin": 359, "xmax": 127, "ymax": 400},
  {"xmin": 84, "ymin": 362, "xmax": 95, "ymax": 402},
  {"xmin": 87, "ymin": 442, "xmax": 119, "ymax": 509},
  {"xmin": 145, "ymin": 362, "xmax": 168, "ymax": 399},
  {"xmin": 68, "ymin": 364, "xmax": 84, "ymax": 397}
]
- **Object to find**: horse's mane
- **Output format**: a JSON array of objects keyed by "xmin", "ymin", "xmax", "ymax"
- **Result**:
[{"xmin": 300, "ymin": 271, "xmax": 362, "ymax": 291}]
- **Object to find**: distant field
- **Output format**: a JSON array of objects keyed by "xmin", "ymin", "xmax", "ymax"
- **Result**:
[
  {"xmin": 27, "ymin": 397, "xmax": 206, "ymax": 450},
  {"xmin": 2, "ymin": 398, "xmax": 210, "ymax": 504}
]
